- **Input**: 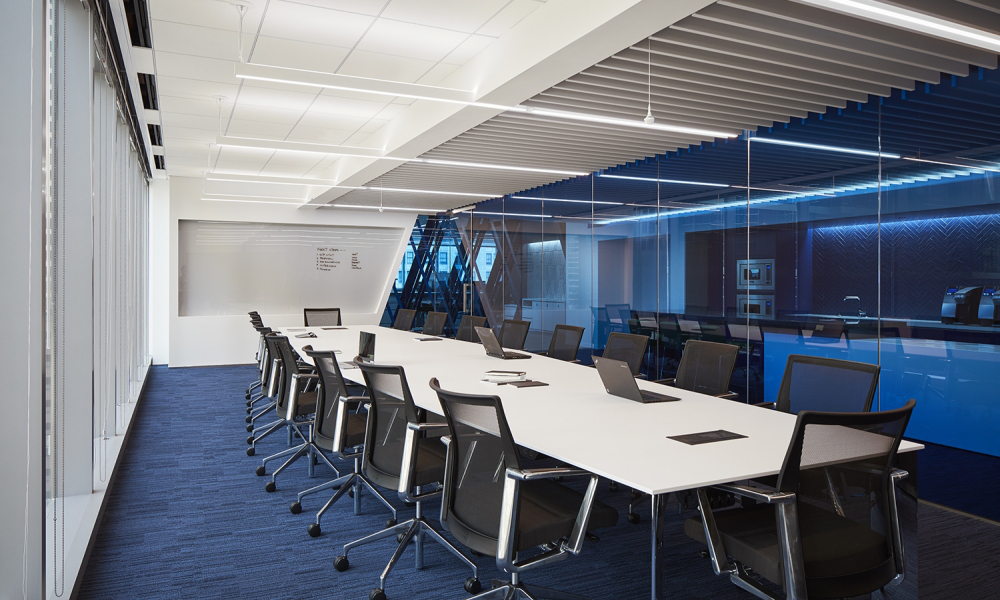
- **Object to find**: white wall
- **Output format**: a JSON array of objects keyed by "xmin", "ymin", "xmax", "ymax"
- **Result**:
[
  {"xmin": 167, "ymin": 176, "xmax": 417, "ymax": 367},
  {"xmin": 149, "ymin": 177, "xmax": 170, "ymax": 364}
]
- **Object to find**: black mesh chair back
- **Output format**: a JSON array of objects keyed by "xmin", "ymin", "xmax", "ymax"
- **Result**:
[
  {"xmin": 776, "ymin": 400, "xmax": 915, "ymax": 597},
  {"xmin": 602, "ymin": 332, "xmax": 648, "ymax": 375},
  {"xmin": 354, "ymin": 361, "xmax": 418, "ymax": 490},
  {"xmin": 456, "ymin": 315, "xmax": 488, "ymax": 342},
  {"xmin": 304, "ymin": 307, "xmax": 341, "ymax": 326},
  {"xmin": 422, "ymin": 311, "xmax": 447, "ymax": 336},
  {"xmin": 546, "ymin": 324, "xmax": 585, "ymax": 361},
  {"xmin": 262, "ymin": 332, "xmax": 284, "ymax": 394},
  {"xmin": 303, "ymin": 346, "xmax": 350, "ymax": 449},
  {"xmin": 430, "ymin": 379, "xmax": 521, "ymax": 557},
  {"xmin": 777, "ymin": 354, "xmax": 880, "ymax": 414},
  {"xmin": 500, "ymin": 319, "xmax": 530, "ymax": 350},
  {"xmin": 272, "ymin": 335, "xmax": 306, "ymax": 418},
  {"xmin": 674, "ymin": 340, "xmax": 739, "ymax": 396},
  {"xmin": 393, "ymin": 308, "xmax": 417, "ymax": 331}
]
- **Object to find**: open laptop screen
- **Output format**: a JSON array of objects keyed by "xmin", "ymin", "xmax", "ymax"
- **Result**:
[{"xmin": 358, "ymin": 331, "xmax": 376, "ymax": 363}]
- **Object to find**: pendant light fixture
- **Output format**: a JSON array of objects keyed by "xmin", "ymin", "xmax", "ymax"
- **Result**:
[
  {"xmin": 643, "ymin": 37, "xmax": 654, "ymax": 125},
  {"xmin": 230, "ymin": 1, "xmax": 252, "ymax": 63}
]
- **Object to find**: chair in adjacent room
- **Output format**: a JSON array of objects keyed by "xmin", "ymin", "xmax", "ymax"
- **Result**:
[
  {"xmin": 290, "ymin": 346, "xmax": 396, "ymax": 538},
  {"xmin": 333, "ymin": 363, "xmax": 479, "ymax": 600},
  {"xmin": 499, "ymin": 319, "xmax": 530, "ymax": 350},
  {"xmin": 599, "ymin": 332, "xmax": 649, "ymax": 376},
  {"xmin": 429, "ymin": 378, "xmax": 619, "ymax": 600},
  {"xmin": 254, "ymin": 335, "xmax": 340, "ymax": 493},
  {"xmin": 684, "ymin": 400, "xmax": 915, "ymax": 600},
  {"xmin": 758, "ymin": 354, "xmax": 880, "ymax": 414},
  {"xmin": 456, "ymin": 315, "xmax": 488, "ymax": 342},
  {"xmin": 421, "ymin": 311, "xmax": 448, "ymax": 336},
  {"xmin": 392, "ymin": 308, "xmax": 417, "ymax": 331},
  {"xmin": 541, "ymin": 324, "xmax": 585, "ymax": 362},
  {"xmin": 304, "ymin": 307, "xmax": 342, "ymax": 326}
]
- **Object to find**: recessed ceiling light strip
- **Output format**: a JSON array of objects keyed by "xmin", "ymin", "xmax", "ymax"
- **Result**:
[
  {"xmin": 749, "ymin": 137, "xmax": 901, "ymax": 159},
  {"xmin": 597, "ymin": 174, "xmax": 729, "ymax": 187}
]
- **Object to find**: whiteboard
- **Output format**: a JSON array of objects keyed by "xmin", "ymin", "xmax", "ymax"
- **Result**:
[{"xmin": 178, "ymin": 220, "xmax": 405, "ymax": 317}]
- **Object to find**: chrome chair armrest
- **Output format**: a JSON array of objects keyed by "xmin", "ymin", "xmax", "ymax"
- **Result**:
[
  {"xmin": 287, "ymin": 372, "xmax": 318, "ymax": 419},
  {"xmin": 711, "ymin": 483, "xmax": 795, "ymax": 504},
  {"xmin": 497, "ymin": 467, "xmax": 600, "ymax": 574},
  {"xmin": 398, "ymin": 422, "xmax": 449, "ymax": 503},
  {"xmin": 716, "ymin": 392, "xmax": 740, "ymax": 400},
  {"xmin": 752, "ymin": 401, "xmax": 777, "ymax": 410},
  {"xmin": 887, "ymin": 468, "xmax": 909, "ymax": 586},
  {"xmin": 330, "ymin": 394, "xmax": 365, "ymax": 458},
  {"xmin": 654, "ymin": 378, "xmax": 676, "ymax": 386}
]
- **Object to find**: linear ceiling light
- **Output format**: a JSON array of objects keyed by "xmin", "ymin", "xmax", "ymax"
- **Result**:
[
  {"xmin": 233, "ymin": 65, "xmax": 736, "ymax": 139},
  {"xmin": 509, "ymin": 195, "xmax": 623, "ymax": 206},
  {"xmin": 597, "ymin": 174, "xmax": 729, "ymax": 187},
  {"xmin": 796, "ymin": 0, "xmax": 1000, "ymax": 52},
  {"xmin": 328, "ymin": 203, "xmax": 435, "ymax": 214},
  {"xmin": 201, "ymin": 196, "xmax": 305, "ymax": 206},
  {"xmin": 215, "ymin": 135, "xmax": 586, "ymax": 177},
  {"xmin": 235, "ymin": 62, "xmax": 519, "ymax": 111},
  {"xmin": 902, "ymin": 156, "xmax": 1000, "ymax": 174},
  {"xmin": 520, "ymin": 107, "xmax": 737, "ymax": 139},
  {"xmin": 206, "ymin": 172, "xmax": 500, "ymax": 197},
  {"xmin": 474, "ymin": 211, "xmax": 550, "ymax": 219},
  {"xmin": 750, "ymin": 137, "xmax": 901, "ymax": 159}
]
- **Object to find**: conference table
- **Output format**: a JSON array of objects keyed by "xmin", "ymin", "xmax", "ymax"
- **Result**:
[{"xmin": 276, "ymin": 325, "xmax": 922, "ymax": 600}]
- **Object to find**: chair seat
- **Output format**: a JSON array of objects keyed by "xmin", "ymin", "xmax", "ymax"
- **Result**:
[
  {"xmin": 343, "ymin": 413, "xmax": 366, "ymax": 448},
  {"xmin": 684, "ymin": 502, "xmax": 894, "ymax": 598},
  {"xmin": 413, "ymin": 436, "xmax": 447, "ymax": 486},
  {"xmin": 295, "ymin": 392, "xmax": 317, "ymax": 417},
  {"xmin": 516, "ymin": 479, "xmax": 619, "ymax": 551}
]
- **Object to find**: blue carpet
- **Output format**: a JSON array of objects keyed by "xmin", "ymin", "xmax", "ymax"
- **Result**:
[{"xmin": 77, "ymin": 365, "xmax": 999, "ymax": 600}]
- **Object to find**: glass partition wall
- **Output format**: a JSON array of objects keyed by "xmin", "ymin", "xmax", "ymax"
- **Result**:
[{"xmin": 388, "ymin": 66, "xmax": 1000, "ymax": 519}]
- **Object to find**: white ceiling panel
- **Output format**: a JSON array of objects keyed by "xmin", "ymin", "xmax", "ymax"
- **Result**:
[
  {"xmin": 441, "ymin": 34, "xmax": 495, "ymax": 65},
  {"xmin": 276, "ymin": 0, "xmax": 390, "ymax": 16},
  {"xmin": 353, "ymin": 18, "xmax": 469, "ymax": 62},
  {"xmin": 159, "ymin": 95, "xmax": 229, "ymax": 118},
  {"xmin": 309, "ymin": 93, "xmax": 391, "ymax": 118},
  {"xmin": 259, "ymin": 2, "xmax": 373, "ymax": 47},
  {"xmin": 154, "ymin": 76, "xmax": 240, "ymax": 101},
  {"xmin": 476, "ymin": 0, "xmax": 545, "ymax": 37},
  {"xmin": 150, "ymin": 20, "xmax": 241, "ymax": 61},
  {"xmin": 230, "ymin": 102, "xmax": 308, "ymax": 126},
  {"xmin": 225, "ymin": 118, "xmax": 295, "ymax": 139},
  {"xmin": 151, "ymin": 0, "xmax": 268, "ymax": 32},
  {"xmin": 381, "ymin": 0, "xmax": 510, "ymax": 34},
  {"xmin": 155, "ymin": 51, "xmax": 237, "ymax": 84},
  {"xmin": 159, "ymin": 112, "xmax": 222, "ymax": 132},
  {"xmin": 290, "ymin": 110, "xmax": 373, "ymax": 132},
  {"xmin": 236, "ymin": 84, "xmax": 322, "ymax": 111},
  {"xmin": 335, "ymin": 48, "xmax": 439, "ymax": 82},
  {"xmin": 248, "ymin": 36, "xmax": 353, "ymax": 72},
  {"xmin": 415, "ymin": 62, "xmax": 461, "ymax": 86},
  {"xmin": 284, "ymin": 127, "xmax": 356, "ymax": 145}
]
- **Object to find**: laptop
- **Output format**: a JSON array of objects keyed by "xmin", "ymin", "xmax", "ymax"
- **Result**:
[
  {"xmin": 357, "ymin": 331, "xmax": 376, "ymax": 364},
  {"xmin": 475, "ymin": 326, "xmax": 531, "ymax": 360},
  {"xmin": 594, "ymin": 356, "xmax": 679, "ymax": 404}
]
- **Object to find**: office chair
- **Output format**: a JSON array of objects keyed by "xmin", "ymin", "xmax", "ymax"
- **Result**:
[
  {"xmin": 685, "ymin": 400, "xmax": 915, "ymax": 600},
  {"xmin": 429, "ymin": 378, "xmax": 619, "ymax": 600},
  {"xmin": 600, "ymin": 332, "xmax": 649, "ymax": 376},
  {"xmin": 456, "ymin": 315, "xmax": 487, "ymax": 342},
  {"xmin": 499, "ymin": 319, "xmax": 530, "ymax": 350},
  {"xmin": 245, "ymin": 332, "xmax": 287, "ymax": 449},
  {"xmin": 304, "ymin": 307, "xmax": 342, "ymax": 326},
  {"xmin": 422, "ymin": 311, "xmax": 448, "ymax": 336},
  {"xmin": 542, "ymin": 324, "xmax": 585, "ymax": 362},
  {"xmin": 606, "ymin": 303, "xmax": 631, "ymax": 332},
  {"xmin": 333, "ymin": 363, "xmax": 479, "ymax": 600},
  {"xmin": 393, "ymin": 308, "xmax": 417, "ymax": 331},
  {"xmin": 245, "ymin": 314, "xmax": 266, "ymax": 400},
  {"xmin": 290, "ymin": 347, "xmax": 396, "ymax": 538},
  {"xmin": 254, "ymin": 335, "xmax": 340, "ymax": 492},
  {"xmin": 657, "ymin": 340, "xmax": 739, "ymax": 399},
  {"xmin": 245, "ymin": 324, "xmax": 272, "ymax": 404},
  {"xmin": 622, "ymin": 340, "xmax": 739, "ymax": 521},
  {"xmin": 758, "ymin": 354, "xmax": 880, "ymax": 414}
]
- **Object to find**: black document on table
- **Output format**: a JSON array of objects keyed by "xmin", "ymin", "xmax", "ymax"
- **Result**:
[
  {"xmin": 668, "ymin": 430, "xmax": 746, "ymax": 445},
  {"xmin": 507, "ymin": 380, "xmax": 548, "ymax": 388},
  {"xmin": 322, "ymin": 327, "xmax": 348, "ymax": 330},
  {"xmin": 415, "ymin": 337, "xmax": 442, "ymax": 341}
]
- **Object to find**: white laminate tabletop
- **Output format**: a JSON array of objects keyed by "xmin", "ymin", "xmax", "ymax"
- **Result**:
[{"xmin": 277, "ymin": 325, "xmax": 921, "ymax": 496}]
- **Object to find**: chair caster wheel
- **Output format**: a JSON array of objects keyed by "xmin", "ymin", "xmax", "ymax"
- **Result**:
[
  {"xmin": 246, "ymin": 447, "xmax": 255, "ymax": 457},
  {"xmin": 348, "ymin": 488, "xmax": 354, "ymax": 498},
  {"xmin": 369, "ymin": 588, "xmax": 386, "ymax": 600},
  {"xmin": 246, "ymin": 407, "xmax": 252, "ymax": 415},
  {"xmin": 396, "ymin": 532, "xmax": 407, "ymax": 544},
  {"xmin": 385, "ymin": 518, "xmax": 397, "ymax": 528},
  {"xmin": 265, "ymin": 482, "xmax": 276, "ymax": 493},
  {"xmin": 289, "ymin": 502, "xmax": 301, "ymax": 514},
  {"xmin": 245, "ymin": 423, "xmax": 253, "ymax": 431},
  {"xmin": 626, "ymin": 512, "xmax": 640, "ymax": 525},
  {"xmin": 255, "ymin": 466, "xmax": 266, "ymax": 477},
  {"xmin": 470, "ymin": 549, "xmax": 482, "ymax": 557},
  {"xmin": 609, "ymin": 481, "xmax": 618, "ymax": 492},
  {"xmin": 333, "ymin": 555, "xmax": 349, "ymax": 572},
  {"xmin": 245, "ymin": 392, "xmax": 251, "ymax": 400},
  {"xmin": 630, "ymin": 491, "xmax": 641, "ymax": 502},
  {"xmin": 307, "ymin": 523, "xmax": 321, "ymax": 538},
  {"xmin": 465, "ymin": 578, "xmax": 482, "ymax": 594},
  {"xmin": 246, "ymin": 435, "xmax": 254, "ymax": 445}
]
